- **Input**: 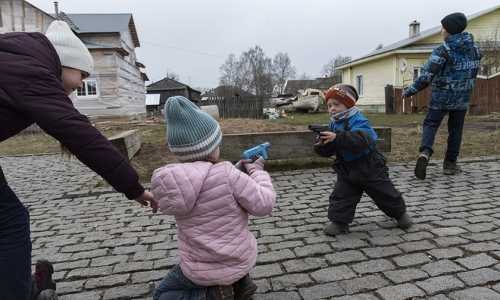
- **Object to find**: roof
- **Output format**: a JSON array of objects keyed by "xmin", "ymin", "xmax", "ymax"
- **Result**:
[
  {"xmin": 147, "ymin": 77, "xmax": 201, "ymax": 94},
  {"xmin": 284, "ymin": 77, "xmax": 336, "ymax": 94},
  {"xmin": 145, "ymin": 94, "xmax": 160, "ymax": 106},
  {"xmin": 338, "ymin": 4, "xmax": 500, "ymax": 69},
  {"xmin": 65, "ymin": 13, "xmax": 140, "ymax": 47}
]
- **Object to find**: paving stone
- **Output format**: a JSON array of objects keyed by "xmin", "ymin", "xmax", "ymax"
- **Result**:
[
  {"xmin": 376, "ymin": 283, "xmax": 425, "ymax": 300},
  {"xmin": 383, "ymin": 268, "xmax": 429, "ymax": 284},
  {"xmin": 362, "ymin": 246, "xmax": 402, "ymax": 258},
  {"xmin": 339, "ymin": 274, "xmax": 389, "ymax": 294},
  {"xmin": 433, "ymin": 237, "xmax": 470, "ymax": 247},
  {"xmin": 457, "ymin": 268, "xmax": 500, "ymax": 286},
  {"xmin": 428, "ymin": 248, "xmax": 464, "ymax": 259},
  {"xmin": 398, "ymin": 240, "xmax": 436, "ymax": 252},
  {"xmin": 66, "ymin": 266, "xmax": 113, "ymax": 280},
  {"xmin": 271, "ymin": 273, "xmax": 313, "ymax": 291},
  {"xmin": 102, "ymin": 283, "xmax": 151, "ymax": 299},
  {"xmin": 131, "ymin": 270, "xmax": 166, "ymax": 283},
  {"xmin": 282, "ymin": 257, "xmax": 328, "ymax": 273},
  {"xmin": 416, "ymin": 275, "xmax": 465, "ymax": 295},
  {"xmin": 253, "ymin": 292, "xmax": 301, "ymax": 300},
  {"xmin": 294, "ymin": 243, "xmax": 332, "ymax": 257},
  {"xmin": 251, "ymin": 263, "xmax": 284, "ymax": 279},
  {"xmin": 59, "ymin": 291, "xmax": 102, "ymax": 300},
  {"xmin": 331, "ymin": 238, "xmax": 369, "ymax": 250},
  {"xmin": 448, "ymin": 287, "xmax": 500, "ymax": 300},
  {"xmin": 462, "ymin": 242, "xmax": 500, "ymax": 253},
  {"xmin": 325, "ymin": 250, "xmax": 367, "ymax": 265},
  {"xmin": 299, "ymin": 282, "xmax": 345, "ymax": 299},
  {"xmin": 431, "ymin": 227, "xmax": 468, "ymax": 236},
  {"xmin": 268, "ymin": 241, "xmax": 304, "ymax": 251},
  {"xmin": 393, "ymin": 253, "xmax": 432, "ymax": 267},
  {"xmin": 257, "ymin": 249, "xmax": 296, "ymax": 264},
  {"xmin": 352, "ymin": 259, "xmax": 395, "ymax": 274},
  {"xmin": 90, "ymin": 255, "xmax": 128, "ymax": 267},
  {"xmin": 57, "ymin": 280, "xmax": 85, "ymax": 294},
  {"xmin": 113, "ymin": 261, "xmax": 154, "ymax": 274},
  {"xmin": 331, "ymin": 294, "xmax": 379, "ymax": 300},
  {"xmin": 456, "ymin": 253, "xmax": 498, "ymax": 270},
  {"xmin": 85, "ymin": 274, "xmax": 130, "ymax": 289},
  {"xmin": 421, "ymin": 259, "xmax": 465, "ymax": 276},
  {"xmin": 311, "ymin": 265, "xmax": 356, "ymax": 283}
]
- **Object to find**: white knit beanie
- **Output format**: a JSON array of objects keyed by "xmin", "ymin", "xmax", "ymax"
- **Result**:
[{"xmin": 45, "ymin": 20, "xmax": 94, "ymax": 75}]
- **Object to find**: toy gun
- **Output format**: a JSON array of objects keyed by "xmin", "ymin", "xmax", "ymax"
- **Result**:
[
  {"xmin": 242, "ymin": 142, "xmax": 271, "ymax": 161},
  {"xmin": 308, "ymin": 124, "xmax": 331, "ymax": 142}
]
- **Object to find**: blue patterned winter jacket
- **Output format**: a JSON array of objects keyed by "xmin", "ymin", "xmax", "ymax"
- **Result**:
[{"xmin": 403, "ymin": 32, "xmax": 482, "ymax": 110}]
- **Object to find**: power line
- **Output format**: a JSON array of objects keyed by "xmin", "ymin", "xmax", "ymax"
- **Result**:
[{"xmin": 141, "ymin": 40, "xmax": 226, "ymax": 59}]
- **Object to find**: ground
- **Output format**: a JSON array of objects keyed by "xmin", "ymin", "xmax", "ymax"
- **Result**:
[
  {"xmin": 3, "ymin": 154, "xmax": 500, "ymax": 299},
  {"xmin": 1, "ymin": 113, "xmax": 500, "ymax": 182}
]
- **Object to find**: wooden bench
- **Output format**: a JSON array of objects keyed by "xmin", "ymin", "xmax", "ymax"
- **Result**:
[
  {"xmin": 109, "ymin": 130, "xmax": 142, "ymax": 160},
  {"xmin": 220, "ymin": 127, "xmax": 391, "ymax": 162}
]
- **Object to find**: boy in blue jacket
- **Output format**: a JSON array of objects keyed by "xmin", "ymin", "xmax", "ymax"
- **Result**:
[
  {"xmin": 403, "ymin": 12, "xmax": 482, "ymax": 179},
  {"xmin": 314, "ymin": 84, "xmax": 412, "ymax": 235}
]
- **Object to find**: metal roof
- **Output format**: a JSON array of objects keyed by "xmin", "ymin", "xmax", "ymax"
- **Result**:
[{"xmin": 65, "ymin": 14, "xmax": 140, "ymax": 47}]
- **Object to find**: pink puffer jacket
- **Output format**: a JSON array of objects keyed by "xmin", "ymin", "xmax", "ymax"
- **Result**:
[{"xmin": 151, "ymin": 161, "xmax": 276, "ymax": 286}]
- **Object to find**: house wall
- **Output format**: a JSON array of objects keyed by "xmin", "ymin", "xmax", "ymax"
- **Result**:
[
  {"xmin": 0, "ymin": 0, "xmax": 54, "ymax": 34},
  {"xmin": 395, "ymin": 53, "xmax": 432, "ymax": 87},
  {"xmin": 417, "ymin": 8, "xmax": 500, "ymax": 44},
  {"xmin": 341, "ymin": 56, "xmax": 396, "ymax": 112}
]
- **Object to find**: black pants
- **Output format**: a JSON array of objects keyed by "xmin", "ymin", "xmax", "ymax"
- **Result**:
[
  {"xmin": 0, "ymin": 174, "xmax": 32, "ymax": 300},
  {"xmin": 329, "ymin": 153, "xmax": 406, "ymax": 224}
]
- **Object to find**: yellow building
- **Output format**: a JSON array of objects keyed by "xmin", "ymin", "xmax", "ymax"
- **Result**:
[{"xmin": 337, "ymin": 4, "xmax": 500, "ymax": 112}]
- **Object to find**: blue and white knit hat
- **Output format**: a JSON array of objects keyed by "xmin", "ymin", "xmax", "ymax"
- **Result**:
[{"xmin": 165, "ymin": 96, "xmax": 222, "ymax": 162}]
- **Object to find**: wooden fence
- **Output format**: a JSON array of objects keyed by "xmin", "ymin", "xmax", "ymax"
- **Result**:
[
  {"xmin": 202, "ymin": 96, "xmax": 264, "ymax": 119},
  {"xmin": 386, "ymin": 72, "xmax": 500, "ymax": 115}
]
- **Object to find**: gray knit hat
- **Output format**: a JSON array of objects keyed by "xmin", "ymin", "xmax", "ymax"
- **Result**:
[{"xmin": 165, "ymin": 96, "xmax": 222, "ymax": 162}]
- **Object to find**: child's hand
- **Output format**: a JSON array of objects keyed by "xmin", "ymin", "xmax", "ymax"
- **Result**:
[
  {"xmin": 319, "ymin": 131, "xmax": 337, "ymax": 144},
  {"xmin": 134, "ymin": 191, "xmax": 159, "ymax": 213},
  {"xmin": 244, "ymin": 157, "xmax": 265, "ymax": 175}
]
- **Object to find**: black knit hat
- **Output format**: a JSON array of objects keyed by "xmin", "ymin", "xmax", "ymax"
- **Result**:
[{"xmin": 441, "ymin": 13, "xmax": 467, "ymax": 35}]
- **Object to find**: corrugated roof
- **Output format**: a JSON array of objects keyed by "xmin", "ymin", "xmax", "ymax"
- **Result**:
[
  {"xmin": 284, "ymin": 77, "xmax": 336, "ymax": 94},
  {"xmin": 147, "ymin": 77, "xmax": 200, "ymax": 94},
  {"xmin": 65, "ymin": 13, "xmax": 140, "ymax": 47},
  {"xmin": 338, "ymin": 4, "xmax": 500, "ymax": 69}
]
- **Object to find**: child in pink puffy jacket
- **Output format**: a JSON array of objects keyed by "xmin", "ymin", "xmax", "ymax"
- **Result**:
[{"xmin": 151, "ymin": 96, "xmax": 276, "ymax": 300}]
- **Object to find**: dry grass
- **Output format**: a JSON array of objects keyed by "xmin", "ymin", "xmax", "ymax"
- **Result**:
[{"xmin": 1, "ymin": 113, "xmax": 500, "ymax": 182}]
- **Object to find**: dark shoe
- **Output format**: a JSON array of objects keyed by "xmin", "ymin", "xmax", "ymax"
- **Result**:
[
  {"xmin": 396, "ymin": 213, "xmax": 413, "ymax": 229},
  {"xmin": 415, "ymin": 151, "xmax": 430, "ymax": 180},
  {"xmin": 323, "ymin": 222, "xmax": 349, "ymax": 236},
  {"xmin": 234, "ymin": 275, "xmax": 257, "ymax": 300},
  {"xmin": 210, "ymin": 285, "xmax": 235, "ymax": 300},
  {"xmin": 443, "ymin": 160, "xmax": 461, "ymax": 175}
]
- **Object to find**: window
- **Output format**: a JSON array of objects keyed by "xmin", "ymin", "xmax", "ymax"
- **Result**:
[
  {"xmin": 356, "ymin": 75, "xmax": 364, "ymax": 96},
  {"xmin": 413, "ymin": 67, "xmax": 421, "ymax": 81},
  {"xmin": 77, "ymin": 79, "xmax": 99, "ymax": 98},
  {"xmin": 0, "ymin": 6, "xmax": 3, "ymax": 28}
]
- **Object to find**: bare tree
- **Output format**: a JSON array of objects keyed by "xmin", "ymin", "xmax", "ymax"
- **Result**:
[
  {"xmin": 238, "ymin": 46, "xmax": 274, "ymax": 97},
  {"xmin": 165, "ymin": 71, "xmax": 180, "ymax": 81},
  {"xmin": 478, "ymin": 28, "xmax": 500, "ymax": 76},
  {"xmin": 272, "ymin": 52, "xmax": 296, "ymax": 95},
  {"xmin": 321, "ymin": 55, "xmax": 351, "ymax": 82},
  {"xmin": 219, "ymin": 54, "xmax": 239, "ymax": 86}
]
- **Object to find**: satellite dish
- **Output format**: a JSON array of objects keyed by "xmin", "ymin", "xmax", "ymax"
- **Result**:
[{"xmin": 399, "ymin": 59, "xmax": 408, "ymax": 72}]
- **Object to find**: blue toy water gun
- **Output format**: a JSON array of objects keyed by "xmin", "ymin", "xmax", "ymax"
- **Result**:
[{"xmin": 242, "ymin": 142, "xmax": 271, "ymax": 160}]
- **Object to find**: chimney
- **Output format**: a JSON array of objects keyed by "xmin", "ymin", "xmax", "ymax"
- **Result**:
[
  {"xmin": 54, "ymin": 2, "xmax": 59, "ymax": 19},
  {"xmin": 409, "ymin": 20, "xmax": 420, "ymax": 38}
]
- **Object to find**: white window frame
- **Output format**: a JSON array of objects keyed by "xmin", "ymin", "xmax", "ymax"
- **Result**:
[
  {"xmin": 76, "ymin": 79, "xmax": 99, "ymax": 99},
  {"xmin": 356, "ymin": 75, "xmax": 364, "ymax": 96}
]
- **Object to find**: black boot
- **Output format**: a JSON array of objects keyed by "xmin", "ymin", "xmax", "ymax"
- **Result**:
[
  {"xmin": 233, "ymin": 275, "xmax": 257, "ymax": 300},
  {"xmin": 396, "ymin": 213, "xmax": 413, "ymax": 229},
  {"xmin": 323, "ymin": 222, "xmax": 349, "ymax": 236},
  {"xmin": 415, "ymin": 150, "xmax": 431, "ymax": 180},
  {"xmin": 443, "ymin": 160, "xmax": 461, "ymax": 175}
]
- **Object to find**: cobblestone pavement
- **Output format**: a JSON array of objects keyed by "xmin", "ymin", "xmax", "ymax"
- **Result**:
[{"xmin": 2, "ymin": 155, "xmax": 500, "ymax": 299}]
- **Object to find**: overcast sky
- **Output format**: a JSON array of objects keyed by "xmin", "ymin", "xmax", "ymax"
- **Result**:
[{"xmin": 30, "ymin": 0, "xmax": 500, "ymax": 89}]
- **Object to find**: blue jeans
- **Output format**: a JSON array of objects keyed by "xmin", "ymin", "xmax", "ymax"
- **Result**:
[
  {"xmin": 154, "ymin": 265, "xmax": 212, "ymax": 300},
  {"xmin": 420, "ymin": 109, "xmax": 467, "ymax": 162},
  {"xmin": 0, "ymin": 183, "xmax": 32, "ymax": 300}
]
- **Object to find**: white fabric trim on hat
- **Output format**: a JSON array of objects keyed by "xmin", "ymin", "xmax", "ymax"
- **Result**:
[
  {"xmin": 169, "ymin": 124, "xmax": 222, "ymax": 153},
  {"xmin": 174, "ymin": 133, "xmax": 223, "ymax": 162}
]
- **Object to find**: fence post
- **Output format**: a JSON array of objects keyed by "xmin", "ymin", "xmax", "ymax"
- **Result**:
[{"xmin": 385, "ymin": 85, "xmax": 395, "ymax": 114}]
